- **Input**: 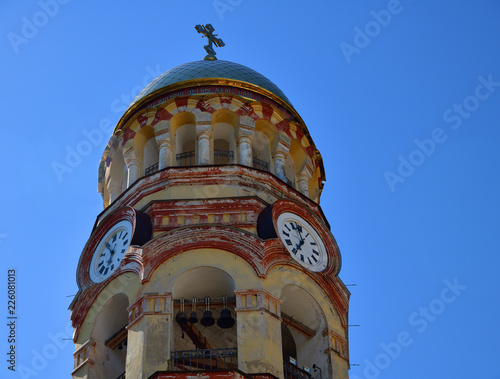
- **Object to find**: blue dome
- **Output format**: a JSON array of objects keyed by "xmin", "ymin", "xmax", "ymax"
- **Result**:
[{"xmin": 129, "ymin": 60, "xmax": 293, "ymax": 109}]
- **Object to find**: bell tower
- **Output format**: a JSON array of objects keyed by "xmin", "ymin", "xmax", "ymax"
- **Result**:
[{"xmin": 70, "ymin": 25, "xmax": 350, "ymax": 379}]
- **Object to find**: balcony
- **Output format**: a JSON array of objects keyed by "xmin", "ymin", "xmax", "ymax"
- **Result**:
[{"xmin": 170, "ymin": 348, "xmax": 238, "ymax": 371}]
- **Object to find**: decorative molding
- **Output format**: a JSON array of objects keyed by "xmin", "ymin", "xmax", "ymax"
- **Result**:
[
  {"xmin": 72, "ymin": 338, "xmax": 95, "ymax": 374},
  {"xmin": 148, "ymin": 198, "xmax": 265, "ymax": 233},
  {"xmin": 234, "ymin": 289, "xmax": 281, "ymax": 319},
  {"xmin": 323, "ymin": 330, "xmax": 349, "ymax": 361},
  {"xmin": 127, "ymin": 293, "xmax": 172, "ymax": 328}
]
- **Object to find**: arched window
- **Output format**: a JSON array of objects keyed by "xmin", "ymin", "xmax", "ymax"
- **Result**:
[
  {"xmin": 175, "ymin": 124, "xmax": 196, "ymax": 166},
  {"xmin": 106, "ymin": 147, "xmax": 127, "ymax": 203},
  {"xmin": 143, "ymin": 138, "xmax": 159, "ymax": 175},
  {"xmin": 252, "ymin": 130, "xmax": 271, "ymax": 171},
  {"xmin": 212, "ymin": 110, "xmax": 238, "ymax": 165},
  {"xmin": 88, "ymin": 294, "xmax": 129, "ymax": 379},
  {"xmin": 171, "ymin": 112, "xmax": 196, "ymax": 167}
]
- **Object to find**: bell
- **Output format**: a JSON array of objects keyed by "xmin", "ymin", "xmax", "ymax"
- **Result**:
[
  {"xmin": 177, "ymin": 298, "xmax": 188, "ymax": 325},
  {"xmin": 189, "ymin": 298, "xmax": 198, "ymax": 324},
  {"xmin": 177, "ymin": 311, "xmax": 188, "ymax": 325},
  {"xmin": 189, "ymin": 311, "xmax": 198, "ymax": 324},
  {"xmin": 217, "ymin": 308, "xmax": 235, "ymax": 328},
  {"xmin": 200, "ymin": 310, "xmax": 215, "ymax": 326}
]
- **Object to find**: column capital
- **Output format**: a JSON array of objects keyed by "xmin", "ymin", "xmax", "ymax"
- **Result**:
[
  {"xmin": 123, "ymin": 148, "xmax": 140, "ymax": 167},
  {"xmin": 273, "ymin": 149, "xmax": 287, "ymax": 161},
  {"xmin": 237, "ymin": 134, "xmax": 252, "ymax": 145},
  {"xmin": 197, "ymin": 129, "xmax": 211, "ymax": 140},
  {"xmin": 156, "ymin": 132, "xmax": 172, "ymax": 149}
]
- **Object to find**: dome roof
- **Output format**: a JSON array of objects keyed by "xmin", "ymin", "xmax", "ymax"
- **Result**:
[{"xmin": 128, "ymin": 60, "xmax": 293, "ymax": 109}]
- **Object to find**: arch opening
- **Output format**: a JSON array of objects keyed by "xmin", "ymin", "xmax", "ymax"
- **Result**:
[
  {"xmin": 88, "ymin": 293, "xmax": 129, "ymax": 379},
  {"xmin": 171, "ymin": 267, "xmax": 238, "ymax": 370},
  {"xmin": 252, "ymin": 130, "xmax": 271, "ymax": 172},
  {"xmin": 281, "ymin": 285, "xmax": 329, "ymax": 376}
]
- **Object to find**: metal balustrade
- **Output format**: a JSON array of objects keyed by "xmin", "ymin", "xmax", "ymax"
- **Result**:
[
  {"xmin": 145, "ymin": 162, "xmax": 159, "ymax": 175},
  {"xmin": 176, "ymin": 151, "xmax": 196, "ymax": 167},
  {"xmin": 170, "ymin": 348, "xmax": 238, "ymax": 371},
  {"xmin": 252, "ymin": 157, "xmax": 269, "ymax": 171},
  {"xmin": 283, "ymin": 361, "xmax": 312, "ymax": 379},
  {"xmin": 214, "ymin": 149, "xmax": 234, "ymax": 165}
]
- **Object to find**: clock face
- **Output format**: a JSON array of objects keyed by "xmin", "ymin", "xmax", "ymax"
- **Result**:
[
  {"xmin": 276, "ymin": 212, "xmax": 328, "ymax": 272},
  {"xmin": 89, "ymin": 220, "xmax": 133, "ymax": 283}
]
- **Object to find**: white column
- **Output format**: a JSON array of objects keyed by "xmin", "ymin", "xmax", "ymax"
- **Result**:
[
  {"xmin": 197, "ymin": 130, "xmax": 211, "ymax": 165},
  {"xmin": 273, "ymin": 150, "xmax": 286, "ymax": 181},
  {"xmin": 237, "ymin": 135, "xmax": 253, "ymax": 167},
  {"xmin": 123, "ymin": 149, "xmax": 141, "ymax": 187},
  {"xmin": 156, "ymin": 133, "xmax": 173, "ymax": 170},
  {"xmin": 297, "ymin": 169, "xmax": 311, "ymax": 197}
]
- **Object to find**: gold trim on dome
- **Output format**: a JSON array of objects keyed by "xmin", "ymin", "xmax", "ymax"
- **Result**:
[{"xmin": 115, "ymin": 77, "xmax": 306, "ymax": 132}]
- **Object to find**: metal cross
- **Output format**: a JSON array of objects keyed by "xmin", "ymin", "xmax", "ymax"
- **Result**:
[{"xmin": 195, "ymin": 24, "xmax": 225, "ymax": 61}]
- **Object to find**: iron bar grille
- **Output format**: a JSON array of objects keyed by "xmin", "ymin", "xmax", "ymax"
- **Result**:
[
  {"xmin": 170, "ymin": 348, "xmax": 238, "ymax": 371},
  {"xmin": 283, "ymin": 361, "xmax": 312, "ymax": 379},
  {"xmin": 116, "ymin": 372, "xmax": 126, "ymax": 379},
  {"xmin": 214, "ymin": 149, "xmax": 234, "ymax": 165},
  {"xmin": 252, "ymin": 157, "xmax": 269, "ymax": 171},
  {"xmin": 176, "ymin": 151, "xmax": 195, "ymax": 167},
  {"xmin": 145, "ymin": 162, "xmax": 159, "ymax": 175}
]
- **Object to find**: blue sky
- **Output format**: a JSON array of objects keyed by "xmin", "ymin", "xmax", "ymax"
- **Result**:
[{"xmin": 1, "ymin": 1, "xmax": 499, "ymax": 378}]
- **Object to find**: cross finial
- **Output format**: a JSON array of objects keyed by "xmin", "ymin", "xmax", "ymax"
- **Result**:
[{"xmin": 195, "ymin": 24, "xmax": 225, "ymax": 61}]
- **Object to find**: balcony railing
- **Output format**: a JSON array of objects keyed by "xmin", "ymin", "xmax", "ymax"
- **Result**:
[
  {"xmin": 214, "ymin": 149, "xmax": 234, "ymax": 165},
  {"xmin": 145, "ymin": 162, "xmax": 159, "ymax": 175},
  {"xmin": 176, "ymin": 151, "xmax": 195, "ymax": 167},
  {"xmin": 252, "ymin": 157, "xmax": 269, "ymax": 171},
  {"xmin": 283, "ymin": 361, "xmax": 312, "ymax": 379},
  {"xmin": 170, "ymin": 348, "xmax": 238, "ymax": 371}
]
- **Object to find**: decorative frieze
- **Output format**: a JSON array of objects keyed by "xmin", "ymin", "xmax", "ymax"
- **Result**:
[{"xmin": 149, "ymin": 198, "xmax": 265, "ymax": 233}]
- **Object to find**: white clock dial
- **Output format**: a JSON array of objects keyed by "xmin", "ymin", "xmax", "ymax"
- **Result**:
[
  {"xmin": 89, "ymin": 220, "xmax": 133, "ymax": 283},
  {"xmin": 277, "ymin": 212, "xmax": 328, "ymax": 272}
]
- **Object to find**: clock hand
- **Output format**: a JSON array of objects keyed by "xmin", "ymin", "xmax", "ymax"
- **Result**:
[{"xmin": 106, "ymin": 243, "xmax": 117, "ymax": 265}]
